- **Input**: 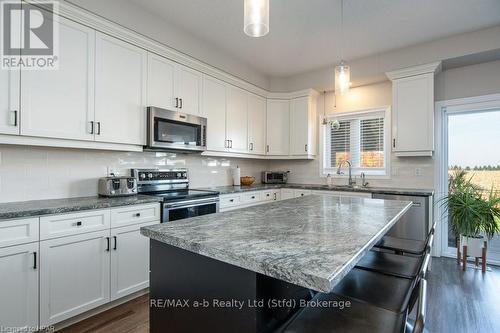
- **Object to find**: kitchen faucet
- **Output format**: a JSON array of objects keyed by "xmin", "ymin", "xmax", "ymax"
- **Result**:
[{"xmin": 336, "ymin": 160, "xmax": 356, "ymax": 186}]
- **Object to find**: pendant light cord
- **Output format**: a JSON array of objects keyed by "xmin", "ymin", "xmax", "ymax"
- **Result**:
[{"xmin": 340, "ymin": 0, "xmax": 344, "ymax": 61}]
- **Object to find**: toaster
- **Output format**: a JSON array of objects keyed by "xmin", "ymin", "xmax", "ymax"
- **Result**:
[
  {"xmin": 262, "ymin": 171, "xmax": 289, "ymax": 184},
  {"xmin": 98, "ymin": 176, "xmax": 137, "ymax": 197}
]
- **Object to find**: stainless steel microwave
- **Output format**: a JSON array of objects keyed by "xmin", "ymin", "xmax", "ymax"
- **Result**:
[{"xmin": 146, "ymin": 107, "xmax": 207, "ymax": 152}]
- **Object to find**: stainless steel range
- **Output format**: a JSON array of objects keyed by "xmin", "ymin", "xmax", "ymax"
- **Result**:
[{"xmin": 132, "ymin": 168, "xmax": 219, "ymax": 223}]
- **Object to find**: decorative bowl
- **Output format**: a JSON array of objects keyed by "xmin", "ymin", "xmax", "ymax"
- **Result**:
[{"xmin": 240, "ymin": 176, "xmax": 255, "ymax": 186}]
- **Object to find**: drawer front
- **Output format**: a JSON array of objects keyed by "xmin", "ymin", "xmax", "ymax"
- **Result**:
[
  {"xmin": 281, "ymin": 189, "xmax": 295, "ymax": 200},
  {"xmin": 262, "ymin": 190, "xmax": 274, "ymax": 201},
  {"xmin": 110, "ymin": 203, "xmax": 161, "ymax": 228},
  {"xmin": 40, "ymin": 210, "xmax": 110, "ymax": 240},
  {"xmin": 294, "ymin": 190, "xmax": 312, "ymax": 198},
  {"xmin": 219, "ymin": 194, "xmax": 241, "ymax": 209},
  {"xmin": 241, "ymin": 192, "xmax": 262, "ymax": 204},
  {"xmin": 0, "ymin": 218, "xmax": 39, "ymax": 248},
  {"xmin": 263, "ymin": 190, "xmax": 280, "ymax": 201}
]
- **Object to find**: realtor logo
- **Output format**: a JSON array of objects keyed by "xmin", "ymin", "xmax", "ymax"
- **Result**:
[{"xmin": 1, "ymin": 0, "xmax": 59, "ymax": 69}]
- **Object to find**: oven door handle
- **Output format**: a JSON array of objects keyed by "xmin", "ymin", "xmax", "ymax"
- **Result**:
[{"xmin": 164, "ymin": 198, "xmax": 219, "ymax": 209}]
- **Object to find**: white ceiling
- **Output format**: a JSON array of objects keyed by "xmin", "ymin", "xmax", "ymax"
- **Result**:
[{"xmin": 128, "ymin": 0, "xmax": 500, "ymax": 77}]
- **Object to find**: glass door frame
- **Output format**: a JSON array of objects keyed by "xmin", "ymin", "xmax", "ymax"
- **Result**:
[{"xmin": 435, "ymin": 93, "xmax": 500, "ymax": 265}]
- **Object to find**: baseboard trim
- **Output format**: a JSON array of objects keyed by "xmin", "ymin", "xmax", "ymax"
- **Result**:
[{"xmin": 53, "ymin": 289, "xmax": 149, "ymax": 331}]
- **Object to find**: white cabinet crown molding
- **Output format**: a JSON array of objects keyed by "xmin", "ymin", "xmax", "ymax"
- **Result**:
[
  {"xmin": 386, "ymin": 61, "xmax": 442, "ymax": 80},
  {"xmin": 24, "ymin": 0, "xmax": 269, "ymax": 98}
]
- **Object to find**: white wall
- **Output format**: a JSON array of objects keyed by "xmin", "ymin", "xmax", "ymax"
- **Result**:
[
  {"xmin": 65, "ymin": 0, "xmax": 270, "ymax": 90},
  {"xmin": 270, "ymin": 25, "xmax": 500, "ymax": 92},
  {"xmin": 0, "ymin": 145, "xmax": 267, "ymax": 203},
  {"xmin": 436, "ymin": 59, "xmax": 500, "ymax": 101}
]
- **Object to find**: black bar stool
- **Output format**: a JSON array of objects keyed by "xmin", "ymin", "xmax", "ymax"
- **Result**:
[
  {"xmin": 374, "ymin": 221, "xmax": 436, "ymax": 256},
  {"xmin": 331, "ymin": 252, "xmax": 430, "ymax": 314},
  {"xmin": 277, "ymin": 278, "xmax": 428, "ymax": 333},
  {"xmin": 356, "ymin": 233, "xmax": 434, "ymax": 279}
]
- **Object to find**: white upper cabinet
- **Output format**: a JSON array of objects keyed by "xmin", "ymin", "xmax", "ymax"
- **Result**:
[
  {"xmin": 202, "ymin": 75, "xmax": 227, "ymax": 152},
  {"xmin": 290, "ymin": 95, "xmax": 317, "ymax": 156},
  {"xmin": 175, "ymin": 65, "xmax": 202, "ymax": 115},
  {"xmin": 21, "ymin": 17, "xmax": 95, "ymax": 141},
  {"xmin": 266, "ymin": 99, "xmax": 290, "ymax": 155},
  {"xmin": 147, "ymin": 53, "xmax": 201, "ymax": 115},
  {"xmin": 0, "ymin": 63, "xmax": 19, "ymax": 135},
  {"xmin": 226, "ymin": 86, "xmax": 249, "ymax": 153},
  {"xmin": 147, "ymin": 53, "xmax": 176, "ymax": 110},
  {"xmin": 95, "ymin": 32, "xmax": 147, "ymax": 145},
  {"xmin": 387, "ymin": 62, "xmax": 441, "ymax": 156},
  {"xmin": 247, "ymin": 94, "xmax": 266, "ymax": 155},
  {"xmin": 0, "ymin": 242, "xmax": 39, "ymax": 331}
]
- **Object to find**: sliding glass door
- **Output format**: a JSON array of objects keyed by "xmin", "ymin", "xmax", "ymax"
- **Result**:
[{"xmin": 441, "ymin": 105, "xmax": 500, "ymax": 264}]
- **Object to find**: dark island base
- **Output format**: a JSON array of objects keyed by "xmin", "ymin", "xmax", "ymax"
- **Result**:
[{"xmin": 149, "ymin": 240, "xmax": 312, "ymax": 333}]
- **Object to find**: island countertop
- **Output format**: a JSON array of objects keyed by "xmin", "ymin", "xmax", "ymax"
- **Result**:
[{"xmin": 141, "ymin": 194, "xmax": 412, "ymax": 293}]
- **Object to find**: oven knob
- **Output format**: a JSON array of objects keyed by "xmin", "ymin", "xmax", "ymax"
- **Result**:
[
  {"xmin": 182, "ymin": 173, "xmax": 187, "ymax": 178},
  {"xmin": 148, "ymin": 173, "xmax": 153, "ymax": 179},
  {"xmin": 177, "ymin": 173, "xmax": 182, "ymax": 178},
  {"xmin": 140, "ymin": 173, "xmax": 146, "ymax": 179}
]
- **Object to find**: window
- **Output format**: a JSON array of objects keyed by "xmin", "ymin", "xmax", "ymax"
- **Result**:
[{"xmin": 322, "ymin": 107, "xmax": 390, "ymax": 176}]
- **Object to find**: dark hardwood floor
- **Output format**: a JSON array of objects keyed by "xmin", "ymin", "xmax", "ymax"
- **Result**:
[
  {"xmin": 59, "ymin": 257, "xmax": 499, "ymax": 333},
  {"xmin": 426, "ymin": 257, "xmax": 500, "ymax": 333},
  {"xmin": 58, "ymin": 294, "xmax": 149, "ymax": 333}
]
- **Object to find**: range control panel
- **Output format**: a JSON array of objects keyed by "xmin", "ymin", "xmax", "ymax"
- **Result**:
[{"xmin": 132, "ymin": 169, "xmax": 188, "ymax": 182}]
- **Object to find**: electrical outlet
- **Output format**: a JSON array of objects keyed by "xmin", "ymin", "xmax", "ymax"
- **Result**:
[
  {"xmin": 107, "ymin": 166, "xmax": 118, "ymax": 176},
  {"xmin": 415, "ymin": 168, "xmax": 423, "ymax": 177}
]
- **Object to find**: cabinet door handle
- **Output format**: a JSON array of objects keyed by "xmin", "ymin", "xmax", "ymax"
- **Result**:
[
  {"xmin": 251, "ymin": 196, "xmax": 255, "ymax": 199},
  {"xmin": 135, "ymin": 212, "xmax": 141, "ymax": 217},
  {"xmin": 179, "ymin": 98, "xmax": 183, "ymax": 109},
  {"xmin": 393, "ymin": 138, "xmax": 396, "ymax": 148},
  {"xmin": 249, "ymin": 142, "xmax": 254, "ymax": 151},
  {"xmin": 113, "ymin": 236, "xmax": 117, "ymax": 250},
  {"xmin": 90, "ymin": 121, "xmax": 94, "ymax": 134},
  {"xmin": 96, "ymin": 122, "xmax": 101, "ymax": 135},
  {"xmin": 230, "ymin": 140, "xmax": 233, "ymax": 148},
  {"xmin": 106, "ymin": 237, "xmax": 110, "ymax": 252},
  {"xmin": 11, "ymin": 110, "xmax": 18, "ymax": 126},
  {"xmin": 33, "ymin": 251, "xmax": 37, "ymax": 270},
  {"xmin": 175, "ymin": 97, "xmax": 179, "ymax": 108},
  {"xmin": 266, "ymin": 145, "xmax": 270, "ymax": 153},
  {"xmin": 73, "ymin": 221, "xmax": 82, "ymax": 227},
  {"xmin": 305, "ymin": 144, "xmax": 308, "ymax": 152},
  {"xmin": 229, "ymin": 199, "xmax": 234, "ymax": 202},
  {"xmin": 273, "ymin": 193, "xmax": 277, "ymax": 200}
]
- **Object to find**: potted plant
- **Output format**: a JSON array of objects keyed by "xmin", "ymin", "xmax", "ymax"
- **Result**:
[{"xmin": 440, "ymin": 170, "xmax": 500, "ymax": 271}]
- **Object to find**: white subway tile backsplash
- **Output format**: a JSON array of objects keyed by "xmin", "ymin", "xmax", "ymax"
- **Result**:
[{"xmin": 0, "ymin": 145, "xmax": 267, "ymax": 203}]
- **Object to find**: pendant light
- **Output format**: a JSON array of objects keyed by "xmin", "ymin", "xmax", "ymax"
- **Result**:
[
  {"xmin": 244, "ymin": 0, "xmax": 270, "ymax": 37},
  {"xmin": 335, "ymin": 0, "xmax": 350, "ymax": 95}
]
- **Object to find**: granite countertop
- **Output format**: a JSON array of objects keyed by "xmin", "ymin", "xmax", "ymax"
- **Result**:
[
  {"xmin": 196, "ymin": 183, "xmax": 434, "ymax": 197},
  {"xmin": 0, "ymin": 195, "xmax": 162, "ymax": 221},
  {"xmin": 141, "ymin": 194, "xmax": 412, "ymax": 293}
]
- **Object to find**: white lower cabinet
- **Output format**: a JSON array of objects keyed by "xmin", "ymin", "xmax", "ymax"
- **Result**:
[
  {"xmin": 40, "ymin": 230, "xmax": 111, "ymax": 326},
  {"xmin": 262, "ymin": 190, "xmax": 281, "ymax": 202},
  {"xmin": 293, "ymin": 190, "xmax": 312, "ymax": 198},
  {"xmin": 33, "ymin": 203, "xmax": 160, "ymax": 326},
  {"xmin": 281, "ymin": 189, "xmax": 295, "ymax": 200},
  {"xmin": 110, "ymin": 221, "xmax": 157, "ymax": 301},
  {"xmin": 0, "ymin": 242, "xmax": 39, "ymax": 331}
]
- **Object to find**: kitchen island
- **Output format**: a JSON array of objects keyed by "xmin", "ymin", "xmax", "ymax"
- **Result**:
[{"xmin": 141, "ymin": 194, "xmax": 412, "ymax": 333}]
